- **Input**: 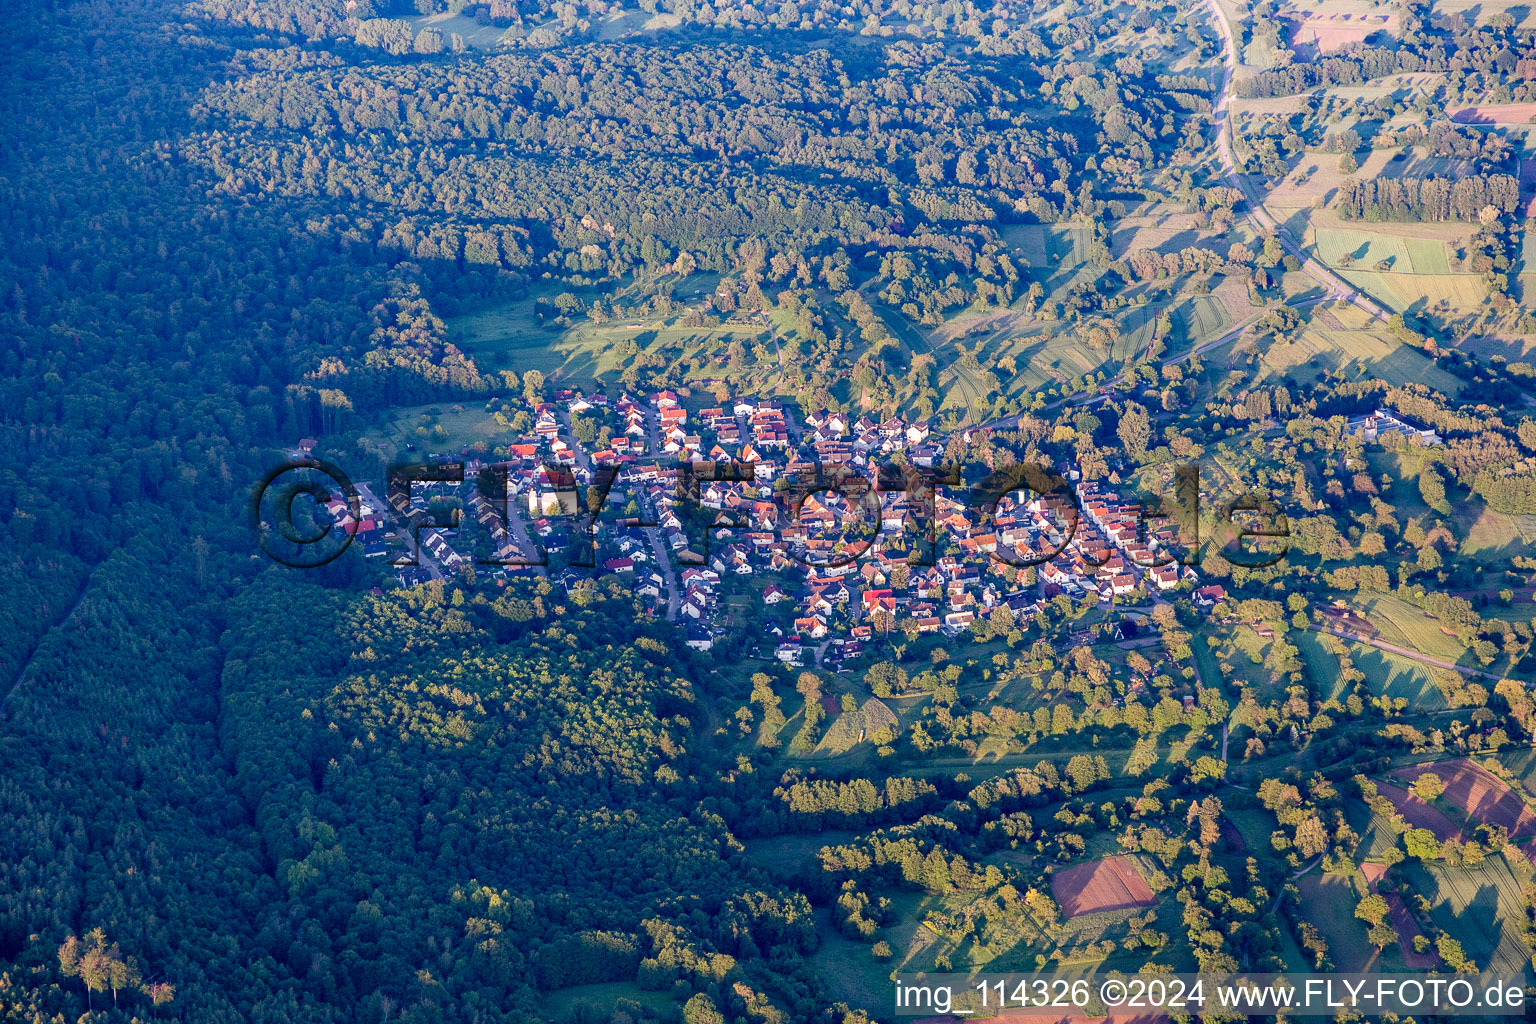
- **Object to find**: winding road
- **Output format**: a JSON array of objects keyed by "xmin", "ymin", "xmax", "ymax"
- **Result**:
[{"xmin": 1203, "ymin": 0, "xmax": 1387, "ymax": 321}]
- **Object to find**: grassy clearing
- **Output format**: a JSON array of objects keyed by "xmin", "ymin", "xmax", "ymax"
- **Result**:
[
  {"xmin": 1225, "ymin": 806, "xmax": 1278, "ymax": 852},
  {"xmin": 1347, "ymin": 643, "xmax": 1450, "ymax": 711},
  {"xmin": 1337, "ymin": 268, "xmax": 1489, "ymax": 313},
  {"xmin": 1459, "ymin": 504, "xmax": 1536, "ymax": 559},
  {"xmin": 408, "ymin": 11, "xmax": 506, "ymax": 49},
  {"xmin": 449, "ymin": 285, "xmax": 779, "ymax": 388},
  {"xmin": 1294, "ymin": 631, "xmax": 1346, "ymax": 698},
  {"xmin": 1000, "ymin": 224, "xmax": 1092, "ymax": 272},
  {"xmin": 1495, "ymin": 750, "xmax": 1536, "ymax": 800},
  {"xmin": 542, "ymin": 981, "xmax": 676, "ymax": 1019},
  {"xmin": 1296, "ymin": 870, "xmax": 1377, "ymax": 971},
  {"xmin": 1350, "ymin": 595, "xmax": 1468, "ymax": 663},
  {"xmin": 1176, "ymin": 294, "xmax": 1231, "ymax": 343},
  {"xmin": 365, "ymin": 402, "xmax": 511, "ymax": 459},
  {"xmin": 1431, "ymin": 0, "xmax": 1536, "ymax": 28},
  {"xmin": 1345, "ymin": 797, "xmax": 1402, "ymax": 860}
]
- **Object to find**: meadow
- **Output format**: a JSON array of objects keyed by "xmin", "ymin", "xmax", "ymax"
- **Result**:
[
  {"xmin": 365, "ymin": 402, "xmax": 510, "ymax": 459},
  {"xmin": 1229, "ymin": 321, "xmax": 1465, "ymax": 394},
  {"xmin": 448, "ymin": 286, "xmax": 780, "ymax": 389},
  {"xmin": 1405, "ymin": 853, "xmax": 1534, "ymax": 975},
  {"xmin": 1314, "ymin": 227, "xmax": 1450, "ymax": 274},
  {"xmin": 1296, "ymin": 870, "xmax": 1378, "ymax": 972}
]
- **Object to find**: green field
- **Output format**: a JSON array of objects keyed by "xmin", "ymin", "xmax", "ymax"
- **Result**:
[
  {"xmin": 1175, "ymin": 293, "xmax": 1232, "ymax": 343},
  {"xmin": 366, "ymin": 402, "xmax": 510, "ymax": 458},
  {"xmin": 408, "ymin": 10, "xmax": 507, "ymax": 49},
  {"xmin": 1495, "ymin": 750, "xmax": 1536, "ymax": 802},
  {"xmin": 450, "ymin": 289, "xmax": 778, "ymax": 387},
  {"xmin": 1238, "ymin": 324, "xmax": 1464, "ymax": 394},
  {"xmin": 1296, "ymin": 870, "xmax": 1378, "ymax": 972},
  {"xmin": 1344, "ymin": 798, "xmax": 1402, "ymax": 861},
  {"xmin": 1405, "ymin": 852, "xmax": 1533, "ymax": 974},
  {"xmin": 1314, "ymin": 228, "xmax": 1450, "ymax": 275},
  {"xmin": 1344, "ymin": 641, "xmax": 1451, "ymax": 711},
  {"xmin": 1294, "ymin": 631, "xmax": 1346, "ymax": 698},
  {"xmin": 1348, "ymin": 595, "xmax": 1470, "ymax": 664},
  {"xmin": 1460, "ymin": 504, "xmax": 1536, "ymax": 559},
  {"xmin": 1002, "ymin": 223, "xmax": 1093, "ymax": 270},
  {"xmin": 1337, "ymin": 268, "xmax": 1490, "ymax": 312}
]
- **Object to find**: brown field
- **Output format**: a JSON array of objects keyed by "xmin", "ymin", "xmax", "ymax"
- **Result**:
[
  {"xmin": 1393, "ymin": 760, "xmax": 1536, "ymax": 838},
  {"xmin": 1360, "ymin": 862, "xmax": 1439, "ymax": 968},
  {"xmin": 1286, "ymin": 14, "xmax": 1391, "ymax": 56},
  {"xmin": 1051, "ymin": 856, "xmax": 1156, "ymax": 918},
  {"xmin": 1373, "ymin": 781, "xmax": 1462, "ymax": 841},
  {"xmin": 1450, "ymin": 104, "xmax": 1536, "ymax": 125}
]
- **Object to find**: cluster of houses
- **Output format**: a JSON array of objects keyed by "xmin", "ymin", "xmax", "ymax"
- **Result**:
[{"xmin": 318, "ymin": 387, "xmax": 1218, "ymax": 657}]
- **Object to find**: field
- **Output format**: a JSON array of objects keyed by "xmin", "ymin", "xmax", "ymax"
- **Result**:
[
  {"xmin": 366, "ymin": 402, "xmax": 510, "ymax": 459},
  {"xmin": 1360, "ymin": 862, "xmax": 1439, "ymax": 968},
  {"xmin": 1231, "ymin": 322, "xmax": 1464, "ymax": 394},
  {"xmin": 1259, "ymin": 148, "xmax": 1475, "ymax": 210},
  {"xmin": 1392, "ymin": 760, "xmax": 1536, "ymax": 838},
  {"xmin": 1284, "ymin": 11, "xmax": 1394, "ymax": 56},
  {"xmin": 1338, "ymin": 269, "xmax": 1490, "ymax": 313},
  {"xmin": 449, "ymin": 288, "xmax": 779, "ymax": 388},
  {"xmin": 998, "ymin": 222, "xmax": 1100, "ymax": 279},
  {"xmin": 1450, "ymin": 104, "xmax": 1536, "ymax": 125},
  {"xmin": 542, "ymin": 982, "xmax": 676, "ymax": 1019},
  {"xmin": 1460, "ymin": 505, "xmax": 1536, "ymax": 559},
  {"xmin": 1313, "ymin": 228, "xmax": 1450, "ymax": 274},
  {"xmin": 945, "ymin": 291, "xmax": 1234, "ymax": 403},
  {"xmin": 1430, "ymin": 0, "xmax": 1536, "ymax": 29},
  {"xmin": 408, "ymin": 11, "xmax": 507, "ymax": 49},
  {"xmin": 1050, "ymin": 856, "xmax": 1156, "ymax": 918},
  {"xmin": 1346, "ymin": 644, "xmax": 1449, "ymax": 710},
  {"xmin": 1295, "ymin": 870, "xmax": 1377, "ymax": 971},
  {"xmin": 1374, "ymin": 780, "xmax": 1462, "ymax": 841},
  {"xmin": 1345, "ymin": 595, "xmax": 1468, "ymax": 664},
  {"xmin": 1346, "ymin": 799, "xmax": 1405, "ymax": 861},
  {"xmin": 813, "ymin": 698, "xmax": 899, "ymax": 756},
  {"xmin": 1405, "ymin": 852, "xmax": 1534, "ymax": 974}
]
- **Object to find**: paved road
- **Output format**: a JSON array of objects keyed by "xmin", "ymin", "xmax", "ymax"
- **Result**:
[
  {"xmin": 640, "ymin": 405, "xmax": 682, "ymax": 620},
  {"xmin": 561, "ymin": 403, "xmax": 679, "ymax": 615},
  {"xmin": 497, "ymin": 485, "xmax": 548, "ymax": 577},
  {"xmin": 1307, "ymin": 624, "xmax": 1513, "ymax": 682},
  {"xmin": 357, "ymin": 480, "xmax": 446, "ymax": 581},
  {"xmin": 639, "ymin": 488, "xmax": 682, "ymax": 621},
  {"xmin": 1203, "ymin": 0, "xmax": 1386, "ymax": 322}
]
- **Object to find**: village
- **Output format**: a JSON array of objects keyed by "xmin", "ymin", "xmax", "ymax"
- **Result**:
[{"xmin": 311, "ymin": 388, "xmax": 1223, "ymax": 666}]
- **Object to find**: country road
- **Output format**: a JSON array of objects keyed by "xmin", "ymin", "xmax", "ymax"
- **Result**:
[
  {"xmin": 1306, "ymin": 624, "xmax": 1513, "ymax": 683},
  {"xmin": 1203, "ymin": 0, "xmax": 1387, "ymax": 322}
]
